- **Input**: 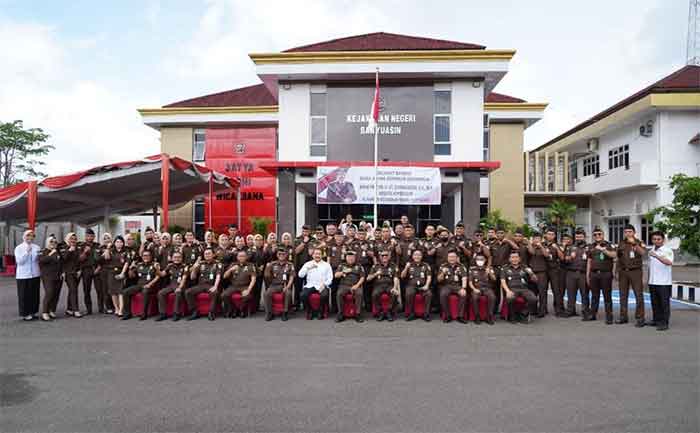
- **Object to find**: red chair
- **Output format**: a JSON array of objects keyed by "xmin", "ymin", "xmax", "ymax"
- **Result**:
[
  {"xmin": 271, "ymin": 292, "xmax": 286, "ymax": 316},
  {"xmin": 306, "ymin": 292, "xmax": 329, "ymax": 319},
  {"xmin": 371, "ymin": 292, "xmax": 393, "ymax": 317},
  {"xmin": 165, "ymin": 292, "xmax": 189, "ymax": 316},
  {"xmin": 440, "ymin": 293, "xmax": 462, "ymax": 320},
  {"xmin": 404, "ymin": 292, "xmax": 427, "ymax": 317},
  {"xmin": 501, "ymin": 294, "xmax": 528, "ymax": 320},
  {"xmin": 467, "ymin": 294, "xmax": 491, "ymax": 321},
  {"xmin": 342, "ymin": 292, "xmax": 358, "ymax": 318},
  {"xmin": 228, "ymin": 292, "xmax": 250, "ymax": 315},
  {"xmin": 131, "ymin": 292, "xmax": 159, "ymax": 317},
  {"xmin": 1, "ymin": 254, "xmax": 16, "ymax": 276}
]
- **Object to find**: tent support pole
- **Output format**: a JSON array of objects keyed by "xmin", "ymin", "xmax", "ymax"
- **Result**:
[
  {"xmin": 152, "ymin": 205, "xmax": 158, "ymax": 230},
  {"xmin": 236, "ymin": 189, "xmax": 241, "ymax": 231}
]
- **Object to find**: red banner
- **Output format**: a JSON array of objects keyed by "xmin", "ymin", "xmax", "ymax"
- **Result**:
[{"xmin": 204, "ymin": 127, "xmax": 277, "ymax": 235}]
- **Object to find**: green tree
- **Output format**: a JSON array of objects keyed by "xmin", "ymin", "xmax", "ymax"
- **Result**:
[
  {"xmin": 0, "ymin": 120, "xmax": 53, "ymax": 187},
  {"xmin": 647, "ymin": 174, "xmax": 700, "ymax": 257},
  {"xmin": 479, "ymin": 210, "xmax": 515, "ymax": 232},
  {"xmin": 540, "ymin": 200, "xmax": 577, "ymax": 234},
  {"xmin": 249, "ymin": 217, "xmax": 272, "ymax": 237}
]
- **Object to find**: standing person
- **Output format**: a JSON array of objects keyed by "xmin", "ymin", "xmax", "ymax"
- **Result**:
[
  {"xmin": 401, "ymin": 249, "xmax": 432, "ymax": 322},
  {"xmin": 647, "ymin": 231, "xmax": 674, "ymax": 331},
  {"xmin": 78, "ymin": 229, "xmax": 100, "ymax": 314},
  {"xmin": 558, "ymin": 233, "xmax": 573, "ymax": 316},
  {"xmin": 366, "ymin": 251, "xmax": 400, "ymax": 321},
  {"xmin": 339, "ymin": 213, "xmax": 358, "ymax": 235},
  {"xmin": 616, "ymin": 225, "xmax": 647, "ymax": 327},
  {"xmin": 543, "ymin": 228, "xmax": 565, "ymax": 317},
  {"xmin": 263, "ymin": 247, "xmax": 295, "ymax": 321},
  {"xmin": 102, "ymin": 235, "xmax": 130, "ymax": 317},
  {"xmin": 527, "ymin": 232, "xmax": 550, "ymax": 318},
  {"xmin": 59, "ymin": 232, "xmax": 82, "ymax": 318},
  {"xmin": 586, "ymin": 227, "xmax": 617, "ymax": 324},
  {"xmin": 97, "ymin": 233, "xmax": 114, "ymax": 314},
  {"xmin": 15, "ymin": 230, "xmax": 41, "ymax": 321},
  {"xmin": 490, "ymin": 227, "xmax": 513, "ymax": 314},
  {"xmin": 227, "ymin": 224, "xmax": 239, "ymax": 242},
  {"xmin": 39, "ymin": 236, "xmax": 62, "ymax": 321},
  {"xmin": 298, "ymin": 248, "xmax": 333, "ymax": 319},
  {"xmin": 181, "ymin": 231, "xmax": 202, "ymax": 266},
  {"xmin": 501, "ymin": 251, "xmax": 538, "ymax": 323},
  {"xmin": 155, "ymin": 232, "xmax": 174, "ymax": 270},
  {"xmin": 468, "ymin": 253, "xmax": 496, "ymax": 324},
  {"xmin": 334, "ymin": 251, "xmax": 365, "ymax": 323},
  {"xmin": 293, "ymin": 225, "xmax": 313, "ymax": 310},
  {"xmin": 564, "ymin": 229, "xmax": 588, "ymax": 318},
  {"xmin": 155, "ymin": 250, "xmax": 189, "ymax": 321},
  {"xmin": 221, "ymin": 250, "xmax": 257, "ymax": 319},
  {"xmin": 186, "ymin": 248, "xmax": 224, "ymax": 321},
  {"xmin": 437, "ymin": 250, "xmax": 468, "ymax": 324},
  {"xmin": 121, "ymin": 250, "xmax": 160, "ymax": 321}
]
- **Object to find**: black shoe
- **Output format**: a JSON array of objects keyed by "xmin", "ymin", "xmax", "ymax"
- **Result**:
[
  {"xmin": 656, "ymin": 324, "xmax": 669, "ymax": 331},
  {"xmin": 386, "ymin": 313, "xmax": 394, "ymax": 322},
  {"xmin": 443, "ymin": 317, "xmax": 451, "ymax": 323},
  {"xmin": 605, "ymin": 318, "xmax": 613, "ymax": 325},
  {"xmin": 172, "ymin": 314, "xmax": 181, "ymax": 322},
  {"xmin": 537, "ymin": 312, "xmax": 545, "ymax": 318},
  {"xmin": 474, "ymin": 318, "xmax": 481, "ymax": 325},
  {"xmin": 155, "ymin": 314, "xmax": 167, "ymax": 322},
  {"xmin": 376, "ymin": 314, "xmax": 385, "ymax": 322},
  {"xmin": 406, "ymin": 313, "xmax": 416, "ymax": 321},
  {"xmin": 207, "ymin": 312, "xmax": 216, "ymax": 321},
  {"xmin": 354, "ymin": 316, "xmax": 364, "ymax": 323},
  {"xmin": 281, "ymin": 313, "xmax": 288, "ymax": 321},
  {"xmin": 581, "ymin": 315, "xmax": 590, "ymax": 321},
  {"xmin": 231, "ymin": 310, "xmax": 238, "ymax": 318},
  {"xmin": 335, "ymin": 314, "xmax": 344, "ymax": 323},
  {"xmin": 457, "ymin": 318, "xmax": 467, "ymax": 324},
  {"xmin": 634, "ymin": 320, "xmax": 645, "ymax": 328},
  {"xmin": 568, "ymin": 312, "xmax": 579, "ymax": 317},
  {"xmin": 645, "ymin": 321, "xmax": 658, "ymax": 327},
  {"xmin": 266, "ymin": 313, "xmax": 274, "ymax": 322},
  {"xmin": 139, "ymin": 315, "xmax": 148, "ymax": 321},
  {"xmin": 86, "ymin": 309, "xmax": 93, "ymax": 316},
  {"xmin": 423, "ymin": 314, "xmax": 431, "ymax": 322},
  {"xmin": 121, "ymin": 314, "xmax": 132, "ymax": 320},
  {"xmin": 240, "ymin": 310, "xmax": 248, "ymax": 318},
  {"xmin": 615, "ymin": 318, "xmax": 628, "ymax": 325},
  {"xmin": 186, "ymin": 312, "xmax": 199, "ymax": 321},
  {"xmin": 486, "ymin": 319, "xmax": 495, "ymax": 325}
]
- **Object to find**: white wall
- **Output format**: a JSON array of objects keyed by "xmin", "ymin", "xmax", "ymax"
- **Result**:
[
  {"xmin": 438, "ymin": 80, "xmax": 484, "ymax": 162},
  {"xmin": 278, "ymin": 83, "xmax": 312, "ymax": 161},
  {"xmin": 657, "ymin": 110, "xmax": 700, "ymax": 204}
]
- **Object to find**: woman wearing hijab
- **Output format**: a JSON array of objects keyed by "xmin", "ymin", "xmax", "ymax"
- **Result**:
[
  {"xmin": 39, "ymin": 236, "xmax": 63, "ymax": 321},
  {"xmin": 14, "ymin": 229, "xmax": 41, "ymax": 321}
]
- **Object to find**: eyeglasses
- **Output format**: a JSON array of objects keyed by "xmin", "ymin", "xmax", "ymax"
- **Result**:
[{"xmin": 593, "ymin": 233, "xmax": 603, "ymax": 237}]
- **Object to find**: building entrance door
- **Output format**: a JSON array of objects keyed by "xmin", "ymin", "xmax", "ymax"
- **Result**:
[{"xmin": 317, "ymin": 204, "xmax": 441, "ymax": 235}]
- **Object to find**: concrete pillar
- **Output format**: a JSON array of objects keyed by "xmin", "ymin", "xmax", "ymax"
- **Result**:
[
  {"xmin": 534, "ymin": 152, "xmax": 540, "ymax": 192},
  {"xmin": 462, "ymin": 171, "xmax": 480, "ymax": 235},
  {"xmin": 544, "ymin": 152, "xmax": 550, "ymax": 192},
  {"xmin": 554, "ymin": 151, "xmax": 560, "ymax": 191},
  {"xmin": 524, "ymin": 151, "xmax": 530, "ymax": 192},
  {"xmin": 277, "ymin": 169, "xmax": 296, "ymax": 237},
  {"xmin": 564, "ymin": 152, "xmax": 569, "ymax": 192}
]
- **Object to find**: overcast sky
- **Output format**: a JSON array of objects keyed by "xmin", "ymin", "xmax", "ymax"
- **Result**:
[{"xmin": 0, "ymin": 0, "xmax": 691, "ymax": 176}]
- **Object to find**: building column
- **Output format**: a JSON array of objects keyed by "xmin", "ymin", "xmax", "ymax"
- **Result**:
[
  {"xmin": 462, "ymin": 171, "xmax": 480, "ymax": 235},
  {"xmin": 554, "ymin": 151, "xmax": 560, "ymax": 191},
  {"xmin": 534, "ymin": 152, "xmax": 540, "ymax": 192},
  {"xmin": 277, "ymin": 169, "xmax": 296, "ymax": 237},
  {"xmin": 524, "ymin": 151, "xmax": 530, "ymax": 192},
  {"xmin": 544, "ymin": 152, "xmax": 550, "ymax": 192},
  {"xmin": 564, "ymin": 152, "xmax": 569, "ymax": 192}
]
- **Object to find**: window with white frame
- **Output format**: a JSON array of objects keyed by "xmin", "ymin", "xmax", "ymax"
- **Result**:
[
  {"xmin": 608, "ymin": 144, "xmax": 629, "ymax": 170},
  {"xmin": 434, "ymin": 90, "xmax": 451, "ymax": 155},
  {"xmin": 310, "ymin": 92, "xmax": 327, "ymax": 157},
  {"xmin": 192, "ymin": 129, "xmax": 206, "ymax": 162},
  {"xmin": 569, "ymin": 160, "xmax": 578, "ymax": 182},
  {"xmin": 641, "ymin": 217, "xmax": 653, "ymax": 245},
  {"xmin": 608, "ymin": 217, "xmax": 629, "ymax": 244},
  {"xmin": 582, "ymin": 155, "xmax": 599, "ymax": 177},
  {"xmin": 482, "ymin": 114, "xmax": 490, "ymax": 160}
]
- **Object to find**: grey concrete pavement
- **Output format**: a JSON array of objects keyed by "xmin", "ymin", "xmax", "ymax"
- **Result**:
[{"xmin": 0, "ymin": 277, "xmax": 698, "ymax": 433}]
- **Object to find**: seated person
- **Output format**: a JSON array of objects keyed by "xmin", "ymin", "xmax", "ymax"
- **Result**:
[
  {"xmin": 437, "ymin": 250, "xmax": 468, "ymax": 324},
  {"xmin": 298, "ymin": 248, "xmax": 333, "ymax": 320},
  {"xmin": 366, "ymin": 251, "xmax": 400, "ymax": 322},
  {"xmin": 155, "ymin": 251, "xmax": 189, "ymax": 321},
  {"xmin": 501, "ymin": 250, "xmax": 538, "ymax": 323},
  {"xmin": 401, "ymin": 249, "xmax": 432, "ymax": 322},
  {"xmin": 262, "ymin": 247, "xmax": 295, "ymax": 321},
  {"xmin": 121, "ymin": 250, "xmax": 160, "ymax": 321},
  {"xmin": 334, "ymin": 251, "xmax": 365, "ymax": 323},
  {"xmin": 468, "ymin": 253, "xmax": 496, "ymax": 325},
  {"xmin": 221, "ymin": 250, "xmax": 257, "ymax": 318},
  {"xmin": 185, "ymin": 248, "xmax": 223, "ymax": 321}
]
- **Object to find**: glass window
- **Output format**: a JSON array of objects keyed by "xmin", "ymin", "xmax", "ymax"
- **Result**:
[
  {"xmin": 310, "ymin": 93, "xmax": 326, "ymax": 116},
  {"xmin": 641, "ymin": 217, "xmax": 652, "ymax": 244},
  {"xmin": 434, "ymin": 115, "xmax": 450, "ymax": 143},
  {"xmin": 310, "ymin": 145, "xmax": 326, "ymax": 157},
  {"xmin": 480, "ymin": 198, "xmax": 489, "ymax": 218},
  {"xmin": 193, "ymin": 199, "xmax": 205, "ymax": 240},
  {"xmin": 434, "ymin": 91, "xmax": 451, "ymax": 114},
  {"xmin": 583, "ymin": 155, "xmax": 599, "ymax": 177},
  {"xmin": 608, "ymin": 217, "xmax": 629, "ymax": 244},
  {"xmin": 193, "ymin": 129, "xmax": 206, "ymax": 162},
  {"xmin": 608, "ymin": 144, "xmax": 630, "ymax": 170},
  {"xmin": 311, "ymin": 117, "xmax": 326, "ymax": 144},
  {"xmin": 434, "ymin": 142, "xmax": 451, "ymax": 156}
]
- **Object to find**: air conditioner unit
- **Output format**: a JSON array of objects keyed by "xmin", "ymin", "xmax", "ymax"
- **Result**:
[
  {"xmin": 607, "ymin": 208, "xmax": 613, "ymax": 216},
  {"xmin": 639, "ymin": 120, "xmax": 653, "ymax": 137},
  {"xmin": 587, "ymin": 138, "xmax": 599, "ymax": 152}
]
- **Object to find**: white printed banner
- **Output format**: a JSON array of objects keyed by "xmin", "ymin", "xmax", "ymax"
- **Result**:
[{"xmin": 316, "ymin": 166, "xmax": 441, "ymax": 205}]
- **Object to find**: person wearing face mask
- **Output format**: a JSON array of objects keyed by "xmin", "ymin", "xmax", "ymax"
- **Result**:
[
  {"xmin": 59, "ymin": 232, "xmax": 82, "ymax": 318},
  {"xmin": 437, "ymin": 250, "xmax": 469, "ymax": 324},
  {"xmin": 434, "ymin": 227, "xmax": 455, "ymax": 269},
  {"xmin": 616, "ymin": 224, "xmax": 647, "ymax": 327},
  {"xmin": 468, "ymin": 253, "xmax": 496, "ymax": 325},
  {"xmin": 402, "ymin": 249, "xmax": 432, "ymax": 322},
  {"xmin": 586, "ymin": 227, "xmax": 617, "ymax": 324},
  {"xmin": 564, "ymin": 229, "xmax": 589, "ymax": 318}
]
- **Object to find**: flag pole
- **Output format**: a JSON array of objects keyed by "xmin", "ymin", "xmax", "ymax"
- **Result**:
[{"xmin": 373, "ymin": 67, "xmax": 379, "ymax": 230}]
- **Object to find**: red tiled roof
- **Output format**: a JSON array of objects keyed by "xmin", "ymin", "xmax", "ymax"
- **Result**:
[
  {"xmin": 485, "ymin": 92, "xmax": 526, "ymax": 103},
  {"xmin": 284, "ymin": 32, "xmax": 484, "ymax": 52},
  {"xmin": 164, "ymin": 84, "xmax": 277, "ymax": 108},
  {"xmin": 534, "ymin": 65, "xmax": 700, "ymax": 152}
]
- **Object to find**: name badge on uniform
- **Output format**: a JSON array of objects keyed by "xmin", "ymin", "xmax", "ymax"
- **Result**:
[
  {"xmin": 362, "ymin": 250, "xmax": 366, "ymax": 257},
  {"xmin": 177, "ymin": 276, "xmax": 182, "ymax": 283},
  {"xmin": 146, "ymin": 274, "xmax": 151, "ymax": 281},
  {"xmin": 420, "ymin": 272, "xmax": 425, "ymax": 278},
  {"xmin": 282, "ymin": 273, "xmax": 287, "ymax": 281},
  {"xmin": 191, "ymin": 253, "xmax": 196, "ymax": 260},
  {"xmin": 582, "ymin": 253, "xmax": 587, "ymax": 260},
  {"xmin": 454, "ymin": 274, "xmax": 459, "ymax": 282},
  {"xmin": 209, "ymin": 273, "xmax": 214, "ymax": 280},
  {"xmin": 629, "ymin": 251, "xmax": 635, "ymax": 259}
]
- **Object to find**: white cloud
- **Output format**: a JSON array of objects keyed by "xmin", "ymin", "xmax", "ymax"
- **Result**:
[{"xmin": 0, "ymin": 19, "xmax": 160, "ymax": 177}]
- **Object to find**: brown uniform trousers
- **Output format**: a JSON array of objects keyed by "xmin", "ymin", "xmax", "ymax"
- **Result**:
[
  {"xmin": 618, "ymin": 268, "xmax": 644, "ymax": 321},
  {"xmin": 41, "ymin": 277, "xmax": 62, "ymax": 314},
  {"xmin": 405, "ymin": 285, "xmax": 432, "ymax": 314},
  {"xmin": 187, "ymin": 284, "xmax": 220, "ymax": 313},
  {"xmin": 439, "ymin": 285, "xmax": 466, "ymax": 317},
  {"xmin": 589, "ymin": 270, "xmax": 613, "ymax": 320},
  {"xmin": 157, "ymin": 284, "xmax": 186, "ymax": 315},
  {"xmin": 123, "ymin": 283, "xmax": 157, "ymax": 315},
  {"xmin": 264, "ymin": 285, "xmax": 292, "ymax": 313},
  {"xmin": 336, "ymin": 285, "xmax": 362, "ymax": 313},
  {"xmin": 80, "ymin": 267, "xmax": 101, "ymax": 314},
  {"xmin": 371, "ymin": 286, "xmax": 397, "ymax": 313},
  {"xmin": 64, "ymin": 272, "xmax": 80, "ymax": 312},
  {"xmin": 565, "ymin": 270, "xmax": 586, "ymax": 315},
  {"xmin": 470, "ymin": 288, "xmax": 495, "ymax": 320}
]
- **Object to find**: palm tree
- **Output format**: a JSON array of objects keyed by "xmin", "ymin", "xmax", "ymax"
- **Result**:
[{"xmin": 542, "ymin": 200, "xmax": 577, "ymax": 238}]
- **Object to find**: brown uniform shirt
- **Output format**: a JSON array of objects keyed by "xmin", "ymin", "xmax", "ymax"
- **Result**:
[
  {"xmin": 617, "ymin": 239, "xmax": 644, "ymax": 270},
  {"xmin": 439, "ymin": 262, "xmax": 468, "ymax": 289},
  {"xmin": 469, "ymin": 266, "xmax": 494, "ymax": 291},
  {"xmin": 589, "ymin": 241, "xmax": 615, "ymax": 272},
  {"xmin": 434, "ymin": 240, "xmax": 456, "ymax": 268},
  {"xmin": 337, "ymin": 263, "xmax": 365, "ymax": 287},
  {"xmin": 181, "ymin": 243, "xmax": 203, "ymax": 266},
  {"xmin": 501, "ymin": 265, "xmax": 530, "ymax": 290},
  {"xmin": 404, "ymin": 262, "xmax": 431, "ymax": 289},
  {"xmin": 228, "ymin": 263, "xmax": 255, "ymax": 289},
  {"xmin": 490, "ymin": 241, "xmax": 513, "ymax": 268},
  {"xmin": 264, "ymin": 260, "xmax": 294, "ymax": 288},
  {"xmin": 164, "ymin": 263, "xmax": 188, "ymax": 288},
  {"xmin": 135, "ymin": 262, "xmax": 158, "ymax": 286},
  {"xmin": 196, "ymin": 261, "xmax": 223, "ymax": 286},
  {"xmin": 369, "ymin": 263, "xmax": 398, "ymax": 290},
  {"xmin": 565, "ymin": 242, "xmax": 589, "ymax": 272},
  {"xmin": 39, "ymin": 248, "xmax": 62, "ymax": 280}
]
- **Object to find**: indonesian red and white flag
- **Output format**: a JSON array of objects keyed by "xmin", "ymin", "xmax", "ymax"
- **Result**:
[{"xmin": 368, "ymin": 69, "xmax": 380, "ymax": 133}]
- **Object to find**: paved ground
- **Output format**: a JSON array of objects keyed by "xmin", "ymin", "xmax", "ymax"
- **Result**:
[{"xmin": 1, "ymin": 277, "xmax": 698, "ymax": 433}]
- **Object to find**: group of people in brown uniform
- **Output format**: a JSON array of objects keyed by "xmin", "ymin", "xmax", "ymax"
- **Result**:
[{"xmin": 34, "ymin": 218, "xmax": 650, "ymax": 327}]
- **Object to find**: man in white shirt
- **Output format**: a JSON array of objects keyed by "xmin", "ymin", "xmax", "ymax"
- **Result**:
[
  {"xmin": 14, "ymin": 230, "xmax": 41, "ymax": 321},
  {"xmin": 298, "ymin": 248, "xmax": 333, "ymax": 319},
  {"xmin": 647, "ymin": 230, "xmax": 674, "ymax": 331}
]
